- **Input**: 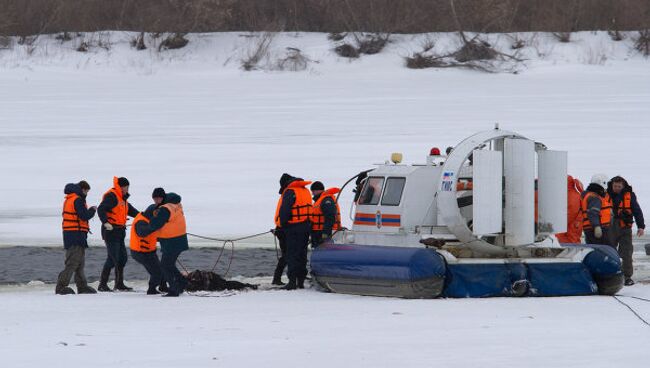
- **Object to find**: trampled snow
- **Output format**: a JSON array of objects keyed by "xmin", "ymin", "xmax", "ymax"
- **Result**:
[
  {"xmin": 1, "ymin": 31, "xmax": 648, "ymax": 246},
  {"xmin": 1, "ymin": 280, "xmax": 650, "ymax": 367}
]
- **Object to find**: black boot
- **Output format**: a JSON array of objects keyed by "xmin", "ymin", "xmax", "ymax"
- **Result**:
[
  {"xmin": 272, "ymin": 275, "xmax": 285, "ymax": 286},
  {"xmin": 77, "ymin": 285, "xmax": 97, "ymax": 294},
  {"xmin": 272, "ymin": 262, "xmax": 285, "ymax": 285},
  {"xmin": 625, "ymin": 278, "xmax": 635, "ymax": 286},
  {"xmin": 147, "ymin": 286, "xmax": 161, "ymax": 295},
  {"xmin": 55, "ymin": 286, "xmax": 76, "ymax": 295},
  {"xmin": 297, "ymin": 277, "xmax": 305, "ymax": 289},
  {"xmin": 114, "ymin": 267, "xmax": 133, "ymax": 291},
  {"xmin": 159, "ymin": 280, "xmax": 169, "ymax": 293},
  {"xmin": 98, "ymin": 267, "xmax": 112, "ymax": 292},
  {"xmin": 283, "ymin": 279, "xmax": 297, "ymax": 290}
]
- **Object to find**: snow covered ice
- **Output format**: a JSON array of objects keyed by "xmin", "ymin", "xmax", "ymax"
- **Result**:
[{"xmin": 1, "ymin": 31, "xmax": 650, "ymax": 367}]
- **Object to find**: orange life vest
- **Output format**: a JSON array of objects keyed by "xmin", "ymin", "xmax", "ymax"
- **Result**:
[
  {"xmin": 157, "ymin": 203, "xmax": 187, "ymax": 239},
  {"xmin": 102, "ymin": 177, "xmax": 128, "ymax": 226},
  {"xmin": 62, "ymin": 193, "xmax": 90, "ymax": 232},
  {"xmin": 311, "ymin": 188, "xmax": 342, "ymax": 232},
  {"xmin": 274, "ymin": 180, "xmax": 313, "ymax": 228},
  {"xmin": 613, "ymin": 191, "xmax": 634, "ymax": 228},
  {"xmin": 581, "ymin": 192, "xmax": 612, "ymax": 229},
  {"xmin": 129, "ymin": 213, "xmax": 158, "ymax": 252}
]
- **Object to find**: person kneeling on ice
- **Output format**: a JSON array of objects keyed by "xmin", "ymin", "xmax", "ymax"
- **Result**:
[
  {"xmin": 581, "ymin": 174, "xmax": 613, "ymax": 246},
  {"xmin": 56, "ymin": 181, "xmax": 97, "ymax": 295},
  {"xmin": 138, "ymin": 192, "xmax": 188, "ymax": 297},
  {"xmin": 129, "ymin": 207, "xmax": 165, "ymax": 295},
  {"xmin": 275, "ymin": 174, "xmax": 312, "ymax": 290},
  {"xmin": 310, "ymin": 181, "xmax": 342, "ymax": 248}
]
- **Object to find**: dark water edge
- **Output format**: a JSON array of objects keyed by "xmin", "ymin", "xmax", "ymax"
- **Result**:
[{"xmin": 0, "ymin": 246, "xmax": 281, "ymax": 284}]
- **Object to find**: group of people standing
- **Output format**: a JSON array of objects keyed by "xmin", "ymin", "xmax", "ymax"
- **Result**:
[
  {"xmin": 272, "ymin": 173, "xmax": 342, "ymax": 290},
  {"xmin": 556, "ymin": 174, "xmax": 645, "ymax": 286},
  {"xmin": 56, "ymin": 177, "xmax": 189, "ymax": 297},
  {"xmin": 56, "ymin": 173, "xmax": 343, "ymax": 296}
]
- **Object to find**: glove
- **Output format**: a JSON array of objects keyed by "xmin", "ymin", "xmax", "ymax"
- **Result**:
[
  {"xmin": 103, "ymin": 222, "xmax": 114, "ymax": 231},
  {"xmin": 89, "ymin": 206, "xmax": 97, "ymax": 211},
  {"xmin": 594, "ymin": 226, "xmax": 602, "ymax": 239}
]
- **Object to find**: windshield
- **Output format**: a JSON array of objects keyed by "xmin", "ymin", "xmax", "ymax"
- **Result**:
[
  {"xmin": 381, "ymin": 177, "xmax": 406, "ymax": 206},
  {"xmin": 358, "ymin": 177, "xmax": 384, "ymax": 205}
]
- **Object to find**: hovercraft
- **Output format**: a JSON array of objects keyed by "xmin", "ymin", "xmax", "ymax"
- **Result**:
[{"xmin": 310, "ymin": 127, "xmax": 623, "ymax": 298}]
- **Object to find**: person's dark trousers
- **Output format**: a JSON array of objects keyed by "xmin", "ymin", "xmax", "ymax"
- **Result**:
[
  {"xmin": 101, "ymin": 229, "xmax": 128, "ymax": 278},
  {"xmin": 273, "ymin": 230, "xmax": 287, "ymax": 283},
  {"xmin": 584, "ymin": 227, "xmax": 612, "ymax": 247},
  {"xmin": 611, "ymin": 223, "xmax": 634, "ymax": 279},
  {"xmin": 131, "ymin": 250, "xmax": 163, "ymax": 290},
  {"xmin": 285, "ymin": 222, "xmax": 310, "ymax": 285},
  {"xmin": 161, "ymin": 247, "xmax": 186, "ymax": 295},
  {"xmin": 56, "ymin": 245, "xmax": 88, "ymax": 291}
]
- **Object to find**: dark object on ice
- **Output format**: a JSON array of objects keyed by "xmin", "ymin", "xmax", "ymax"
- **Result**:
[
  {"xmin": 645, "ymin": 244, "xmax": 650, "ymax": 256},
  {"xmin": 185, "ymin": 270, "xmax": 258, "ymax": 292}
]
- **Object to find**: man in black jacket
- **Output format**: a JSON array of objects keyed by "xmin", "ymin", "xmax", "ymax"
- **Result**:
[
  {"xmin": 607, "ymin": 176, "xmax": 645, "ymax": 286},
  {"xmin": 275, "ymin": 174, "xmax": 312, "ymax": 290},
  {"xmin": 56, "ymin": 181, "xmax": 97, "ymax": 295},
  {"xmin": 310, "ymin": 181, "xmax": 340, "ymax": 247},
  {"xmin": 97, "ymin": 177, "xmax": 139, "ymax": 291}
]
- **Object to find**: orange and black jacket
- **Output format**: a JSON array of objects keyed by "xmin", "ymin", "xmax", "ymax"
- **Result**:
[
  {"xmin": 62, "ymin": 183, "xmax": 96, "ymax": 249},
  {"xmin": 311, "ymin": 188, "xmax": 341, "ymax": 237},
  {"xmin": 276, "ymin": 179, "xmax": 313, "ymax": 229},
  {"xmin": 582, "ymin": 184, "xmax": 612, "ymax": 230},
  {"xmin": 607, "ymin": 179, "xmax": 645, "ymax": 229},
  {"xmin": 138, "ymin": 193, "xmax": 189, "ymax": 253},
  {"xmin": 97, "ymin": 184, "xmax": 139, "ymax": 229}
]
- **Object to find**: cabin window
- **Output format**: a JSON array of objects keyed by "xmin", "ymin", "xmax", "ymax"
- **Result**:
[
  {"xmin": 381, "ymin": 177, "xmax": 406, "ymax": 206},
  {"xmin": 358, "ymin": 177, "xmax": 384, "ymax": 205}
]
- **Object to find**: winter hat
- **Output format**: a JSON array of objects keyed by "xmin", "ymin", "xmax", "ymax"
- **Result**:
[
  {"xmin": 78, "ymin": 180, "xmax": 91, "ymax": 190},
  {"xmin": 311, "ymin": 181, "xmax": 325, "ymax": 191},
  {"xmin": 152, "ymin": 187, "xmax": 166, "ymax": 199},
  {"xmin": 117, "ymin": 177, "xmax": 130, "ymax": 187},
  {"xmin": 590, "ymin": 174, "xmax": 608, "ymax": 189},
  {"xmin": 279, "ymin": 173, "xmax": 297, "ymax": 194}
]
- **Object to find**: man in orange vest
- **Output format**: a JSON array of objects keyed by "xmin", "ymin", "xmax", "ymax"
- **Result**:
[
  {"xmin": 310, "ymin": 181, "xmax": 341, "ymax": 247},
  {"xmin": 138, "ymin": 192, "xmax": 188, "ymax": 297},
  {"xmin": 130, "ymin": 207, "xmax": 164, "ymax": 295},
  {"xmin": 275, "ymin": 174, "xmax": 313, "ymax": 290},
  {"xmin": 56, "ymin": 181, "xmax": 97, "ymax": 295},
  {"xmin": 581, "ymin": 174, "xmax": 613, "ymax": 246},
  {"xmin": 607, "ymin": 176, "xmax": 645, "ymax": 286},
  {"xmin": 97, "ymin": 177, "xmax": 140, "ymax": 292},
  {"xmin": 556, "ymin": 175, "xmax": 584, "ymax": 244}
]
